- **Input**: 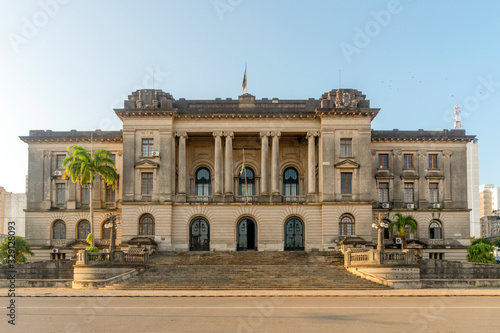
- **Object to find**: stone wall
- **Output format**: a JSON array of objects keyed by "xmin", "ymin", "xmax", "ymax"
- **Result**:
[
  {"xmin": 420, "ymin": 259, "xmax": 500, "ymax": 279},
  {"xmin": 0, "ymin": 260, "xmax": 75, "ymax": 279}
]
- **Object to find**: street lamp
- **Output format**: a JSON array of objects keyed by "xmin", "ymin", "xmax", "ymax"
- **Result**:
[
  {"xmin": 372, "ymin": 213, "xmax": 389, "ymax": 252},
  {"xmin": 104, "ymin": 213, "xmax": 121, "ymax": 253}
]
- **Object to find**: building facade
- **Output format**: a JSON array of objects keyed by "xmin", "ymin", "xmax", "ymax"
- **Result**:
[
  {"xmin": 20, "ymin": 89, "xmax": 474, "ymax": 261},
  {"xmin": 467, "ymin": 140, "xmax": 480, "ymax": 238},
  {"xmin": 0, "ymin": 186, "xmax": 26, "ymax": 240},
  {"xmin": 479, "ymin": 184, "xmax": 500, "ymax": 218}
]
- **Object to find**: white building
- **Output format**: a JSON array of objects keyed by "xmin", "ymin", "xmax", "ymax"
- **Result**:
[
  {"xmin": 479, "ymin": 184, "xmax": 500, "ymax": 218},
  {"xmin": 466, "ymin": 140, "xmax": 480, "ymax": 238}
]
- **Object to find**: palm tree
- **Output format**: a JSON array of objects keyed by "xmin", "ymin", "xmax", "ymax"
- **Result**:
[
  {"xmin": 63, "ymin": 145, "xmax": 118, "ymax": 248},
  {"xmin": 388, "ymin": 213, "xmax": 417, "ymax": 250},
  {"xmin": 467, "ymin": 243, "xmax": 495, "ymax": 264},
  {"xmin": 0, "ymin": 236, "xmax": 34, "ymax": 263}
]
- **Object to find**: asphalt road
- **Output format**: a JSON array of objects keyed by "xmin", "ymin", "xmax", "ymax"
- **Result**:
[{"xmin": 2, "ymin": 296, "xmax": 500, "ymax": 333}]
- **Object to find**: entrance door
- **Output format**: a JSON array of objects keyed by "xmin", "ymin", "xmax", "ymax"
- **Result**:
[
  {"xmin": 237, "ymin": 217, "xmax": 257, "ymax": 251},
  {"xmin": 284, "ymin": 217, "xmax": 304, "ymax": 251},
  {"xmin": 190, "ymin": 217, "xmax": 210, "ymax": 251}
]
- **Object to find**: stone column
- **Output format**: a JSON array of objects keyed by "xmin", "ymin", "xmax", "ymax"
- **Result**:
[
  {"xmin": 224, "ymin": 132, "xmax": 234, "ymax": 201},
  {"xmin": 42, "ymin": 150, "xmax": 51, "ymax": 209},
  {"xmin": 443, "ymin": 151, "xmax": 452, "ymax": 206},
  {"xmin": 122, "ymin": 129, "xmax": 135, "ymax": 202},
  {"xmin": 271, "ymin": 131, "xmax": 281, "ymax": 195},
  {"xmin": 260, "ymin": 132, "xmax": 270, "ymax": 195},
  {"xmin": 177, "ymin": 132, "xmax": 188, "ymax": 199},
  {"xmin": 159, "ymin": 130, "xmax": 173, "ymax": 202},
  {"xmin": 213, "ymin": 132, "xmax": 223, "ymax": 196},
  {"xmin": 307, "ymin": 132, "xmax": 318, "ymax": 196}
]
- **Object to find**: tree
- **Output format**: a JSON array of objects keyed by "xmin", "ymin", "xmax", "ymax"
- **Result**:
[
  {"xmin": 388, "ymin": 213, "xmax": 417, "ymax": 250},
  {"xmin": 0, "ymin": 236, "xmax": 34, "ymax": 263},
  {"xmin": 493, "ymin": 238, "xmax": 500, "ymax": 248},
  {"xmin": 467, "ymin": 243, "xmax": 495, "ymax": 264},
  {"xmin": 471, "ymin": 237, "xmax": 492, "ymax": 246},
  {"xmin": 63, "ymin": 145, "xmax": 118, "ymax": 248}
]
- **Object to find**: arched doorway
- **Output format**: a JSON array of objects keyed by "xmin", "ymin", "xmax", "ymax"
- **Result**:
[
  {"xmin": 190, "ymin": 217, "xmax": 210, "ymax": 251},
  {"xmin": 284, "ymin": 217, "xmax": 304, "ymax": 251},
  {"xmin": 237, "ymin": 217, "xmax": 257, "ymax": 251}
]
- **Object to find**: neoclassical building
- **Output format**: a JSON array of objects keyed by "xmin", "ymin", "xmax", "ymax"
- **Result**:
[{"xmin": 20, "ymin": 89, "xmax": 474, "ymax": 261}]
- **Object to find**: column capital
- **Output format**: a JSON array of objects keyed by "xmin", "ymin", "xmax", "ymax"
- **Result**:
[
  {"xmin": 443, "ymin": 150, "xmax": 453, "ymax": 157},
  {"xmin": 224, "ymin": 131, "xmax": 234, "ymax": 138},
  {"xmin": 270, "ymin": 131, "xmax": 281, "ymax": 137},
  {"xmin": 306, "ymin": 131, "xmax": 319, "ymax": 138},
  {"xmin": 213, "ymin": 131, "xmax": 224, "ymax": 138},
  {"xmin": 175, "ymin": 132, "xmax": 188, "ymax": 139},
  {"xmin": 260, "ymin": 131, "xmax": 270, "ymax": 138}
]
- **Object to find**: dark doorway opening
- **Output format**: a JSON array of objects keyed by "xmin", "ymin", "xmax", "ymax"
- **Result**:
[
  {"xmin": 190, "ymin": 217, "xmax": 210, "ymax": 251},
  {"xmin": 284, "ymin": 217, "xmax": 305, "ymax": 251},
  {"xmin": 237, "ymin": 217, "xmax": 257, "ymax": 251}
]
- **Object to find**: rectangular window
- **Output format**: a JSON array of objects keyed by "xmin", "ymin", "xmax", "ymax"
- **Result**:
[
  {"xmin": 429, "ymin": 253, "xmax": 444, "ymax": 260},
  {"xmin": 112, "ymin": 154, "xmax": 116, "ymax": 164},
  {"xmin": 404, "ymin": 182, "xmax": 414, "ymax": 203},
  {"xmin": 341, "ymin": 172, "xmax": 352, "ymax": 194},
  {"xmin": 56, "ymin": 183, "xmax": 65, "ymax": 203},
  {"xmin": 340, "ymin": 139, "xmax": 352, "ymax": 157},
  {"xmin": 56, "ymin": 155, "xmax": 65, "ymax": 170},
  {"xmin": 429, "ymin": 183, "xmax": 439, "ymax": 203},
  {"xmin": 141, "ymin": 173, "xmax": 153, "ymax": 195},
  {"xmin": 403, "ymin": 154, "xmax": 413, "ymax": 169},
  {"xmin": 81, "ymin": 184, "xmax": 90, "ymax": 203},
  {"xmin": 106, "ymin": 184, "xmax": 115, "ymax": 203},
  {"xmin": 428, "ymin": 154, "xmax": 438, "ymax": 169},
  {"xmin": 378, "ymin": 154, "xmax": 388, "ymax": 169},
  {"xmin": 379, "ymin": 182, "xmax": 389, "ymax": 202},
  {"xmin": 142, "ymin": 139, "xmax": 154, "ymax": 157}
]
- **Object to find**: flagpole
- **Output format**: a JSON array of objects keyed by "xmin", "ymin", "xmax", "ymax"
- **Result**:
[{"xmin": 243, "ymin": 148, "xmax": 248, "ymax": 203}]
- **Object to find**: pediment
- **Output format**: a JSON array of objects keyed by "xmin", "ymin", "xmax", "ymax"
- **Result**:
[
  {"xmin": 334, "ymin": 159, "xmax": 360, "ymax": 169},
  {"xmin": 135, "ymin": 159, "xmax": 159, "ymax": 169}
]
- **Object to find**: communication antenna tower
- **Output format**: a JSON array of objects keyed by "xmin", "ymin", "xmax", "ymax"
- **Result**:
[{"xmin": 454, "ymin": 105, "xmax": 463, "ymax": 129}]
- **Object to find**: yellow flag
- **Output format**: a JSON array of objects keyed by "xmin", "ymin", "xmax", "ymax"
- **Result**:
[{"xmin": 242, "ymin": 64, "xmax": 247, "ymax": 91}]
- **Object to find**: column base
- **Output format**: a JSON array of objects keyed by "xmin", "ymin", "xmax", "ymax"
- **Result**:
[
  {"xmin": 271, "ymin": 194, "xmax": 282, "ymax": 203},
  {"xmin": 67, "ymin": 201, "xmax": 76, "ymax": 210},
  {"xmin": 176, "ymin": 193, "xmax": 187, "ymax": 203},
  {"xmin": 223, "ymin": 194, "xmax": 234, "ymax": 203},
  {"xmin": 212, "ymin": 194, "xmax": 223, "ymax": 203},
  {"xmin": 259, "ymin": 194, "xmax": 271, "ymax": 203},
  {"xmin": 306, "ymin": 194, "xmax": 317, "ymax": 203}
]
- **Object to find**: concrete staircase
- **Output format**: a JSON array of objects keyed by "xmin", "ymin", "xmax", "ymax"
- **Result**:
[{"xmin": 105, "ymin": 251, "xmax": 389, "ymax": 290}]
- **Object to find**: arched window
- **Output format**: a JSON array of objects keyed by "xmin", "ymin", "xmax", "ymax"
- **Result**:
[
  {"xmin": 53, "ymin": 220, "xmax": 66, "ymax": 239},
  {"xmin": 429, "ymin": 220, "xmax": 442, "ymax": 240},
  {"xmin": 283, "ymin": 167, "xmax": 299, "ymax": 197},
  {"xmin": 102, "ymin": 221, "xmax": 111, "ymax": 240},
  {"xmin": 405, "ymin": 223, "xmax": 418, "ymax": 240},
  {"xmin": 239, "ymin": 167, "xmax": 255, "ymax": 196},
  {"xmin": 139, "ymin": 214, "xmax": 155, "ymax": 235},
  {"xmin": 383, "ymin": 219, "xmax": 392, "ymax": 239},
  {"xmin": 77, "ymin": 220, "xmax": 90, "ymax": 240},
  {"xmin": 339, "ymin": 214, "xmax": 355, "ymax": 236},
  {"xmin": 195, "ymin": 167, "xmax": 211, "ymax": 196}
]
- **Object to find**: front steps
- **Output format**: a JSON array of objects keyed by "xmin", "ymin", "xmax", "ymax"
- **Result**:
[{"xmin": 105, "ymin": 251, "xmax": 388, "ymax": 290}]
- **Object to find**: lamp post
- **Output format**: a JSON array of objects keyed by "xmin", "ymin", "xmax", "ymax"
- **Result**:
[
  {"xmin": 104, "ymin": 213, "xmax": 121, "ymax": 253},
  {"xmin": 372, "ymin": 213, "xmax": 389, "ymax": 252}
]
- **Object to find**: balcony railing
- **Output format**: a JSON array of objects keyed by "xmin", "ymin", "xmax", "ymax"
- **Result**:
[
  {"xmin": 76, "ymin": 250, "xmax": 148, "ymax": 266},
  {"xmin": 235, "ymin": 195, "xmax": 259, "ymax": 202},
  {"xmin": 344, "ymin": 249, "xmax": 418, "ymax": 267},
  {"xmin": 283, "ymin": 195, "xmax": 306, "ymax": 202}
]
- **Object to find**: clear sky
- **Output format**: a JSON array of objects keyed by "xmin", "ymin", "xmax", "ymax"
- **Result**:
[{"xmin": 0, "ymin": 0, "xmax": 499, "ymax": 193}]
